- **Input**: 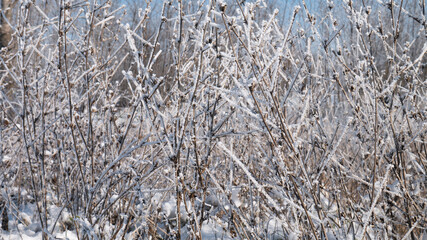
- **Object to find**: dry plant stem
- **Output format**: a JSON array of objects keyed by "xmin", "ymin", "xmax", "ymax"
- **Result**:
[
  {"xmin": 17, "ymin": 6, "xmax": 47, "ymax": 238},
  {"xmin": 362, "ymin": 165, "xmax": 392, "ymax": 239},
  {"xmin": 39, "ymin": 58, "xmax": 48, "ymax": 239},
  {"xmin": 205, "ymin": 168, "xmax": 257, "ymax": 239},
  {"xmin": 120, "ymin": 195, "xmax": 135, "ymax": 240},
  {"xmin": 84, "ymin": 8, "xmax": 95, "ymax": 189},
  {"xmin": 191, "ymin": 107, "xmax": 203, "ymax": 240},
  {"xmin": 249, "ymin": 85, "xmax": 323, "ymax": 239},
  {"xmin": 220, "ymin": 13, "xmax": 244, "ymax": 75},
  {"xmin": 144, "ymin": 2, "xmax": 167, "ymax": 81},
  {"xmin": 371, "ymin": 96, "xmax": 378, "ymax": 222},
  {"xmin": 117, "ymin": 103, "xmax": 139, "ymax": 155},
  {"xmin": 59, "ymin": 1, "xmax": 87, "ymax": 212},
  {"xmin": 219, "ymin": 142, "xmax": 320, "ymax": 239},
  {"xmin": 174, "ymin": 1, "xmax": 184, "ymax": 238},
  {"xmin": 20, "ymin": 44, "xmax": 45, "ymax": 240},
  {"xmin": 271, "ymin": 93, "xmax": 294, "ymax": 150},
  {"xmin": 173, "ymin": 12, "xmax": 210, "ymax": 240}
]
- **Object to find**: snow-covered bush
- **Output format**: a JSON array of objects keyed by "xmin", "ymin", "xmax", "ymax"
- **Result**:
[{"xmin": 0, "ymin": 0, "xmax": 426, "ymax": 239}]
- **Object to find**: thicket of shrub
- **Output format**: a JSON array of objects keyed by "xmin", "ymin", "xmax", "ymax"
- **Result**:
[{"xmin": 0, "ymin": 0, "xmax": 426, "ymax": 239}]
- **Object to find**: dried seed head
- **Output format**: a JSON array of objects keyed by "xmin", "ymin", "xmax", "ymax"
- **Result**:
[{"xmin": 219, "ymin": 1, "xmax": 227, "ymax": 12}]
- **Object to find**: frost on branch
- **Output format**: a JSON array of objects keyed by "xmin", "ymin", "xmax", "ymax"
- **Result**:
[{"xmin": 0, "ymin": 0, "xmax": 426, "ymax": 239}]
